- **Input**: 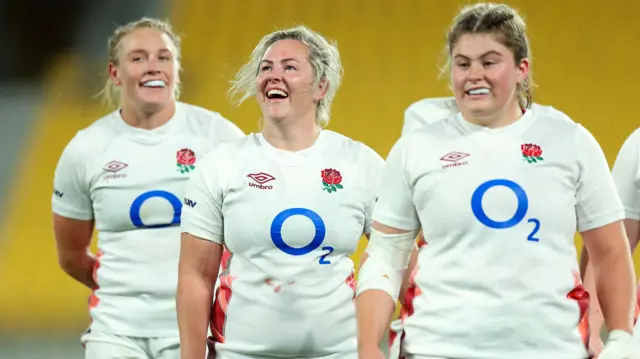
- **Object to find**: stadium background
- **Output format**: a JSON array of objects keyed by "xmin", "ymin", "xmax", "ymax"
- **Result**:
[{"xmin": 0, "ymin": 0, "xmax": 638, "ymax": 357}]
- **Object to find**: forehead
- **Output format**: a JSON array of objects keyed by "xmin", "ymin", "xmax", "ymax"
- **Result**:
[
  {"xmin": 452, "ymin": 33, "xmax": 511, "ymax": 57},
  {"xmin": 119, "ymin": 28, "xmax": 176, "ymax": 54},
  {"xmin": 262, "ymin": 39, "xmax": 309, "ymax": 60}
]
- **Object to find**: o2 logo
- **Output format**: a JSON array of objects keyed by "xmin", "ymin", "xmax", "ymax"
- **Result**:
[
  {"xmin": 270, "ymin": 208, "xmax": 334, "ymax": 265},
  {"xmin": 470, "ymin": 179, "xmax": 540, "ymax": 242},
  {"xmin": 129, "ymin": 190, "xmax": 182, "ymax": 229}
]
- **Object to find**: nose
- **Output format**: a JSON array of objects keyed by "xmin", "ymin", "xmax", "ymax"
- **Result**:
[
  {"xmin": 266, "ymin": 73, "xmax": 282, "ymax": 84},
  {"xmin": 468, "ymin": 62, "xmax": 483, "ymax": 82}
]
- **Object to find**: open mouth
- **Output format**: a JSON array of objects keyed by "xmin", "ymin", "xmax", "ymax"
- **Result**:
[
  {"xmin": 466, "ymin": 88, "xmax": 490, "ymax": 96},
  {"xmin": 265, "ymin": 89, "xmax": 289, "ymax": 101},
  {"xmin": 141, "ymin": 80, "xmax": 167, "ymax": 89}
]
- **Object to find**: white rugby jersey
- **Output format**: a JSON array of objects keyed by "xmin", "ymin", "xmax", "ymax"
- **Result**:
[
  {"xmin": 181, "ymin": 130, "xmax": 383, "ymax": 358},
  {"xmin": 373, "ymin": 105, "xmax": 622, "ymax": 359},
  {"xmin": 612, "ymin": 128, "xmax": 640, "ymax": 221},
  {"xmin": 51, "ymin": 102, "xmax": 244, "ymax": 337}
]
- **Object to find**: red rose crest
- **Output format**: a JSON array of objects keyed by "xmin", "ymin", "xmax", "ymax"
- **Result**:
[
  {"xmin": 176, "ymin": 148, "xmax": 196, "ymax": 173},
  {"xmin": 321, "ymin": 168, "xmax": 343, "ymax": 193},
  {"xmin": 521, "ymin": 143, "xmax": 544, "ymax": 164}
]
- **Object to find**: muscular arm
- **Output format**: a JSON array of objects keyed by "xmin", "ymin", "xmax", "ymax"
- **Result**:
[
  {"xmin": 581, "ymin": 221, "xmax": 635, "ymax": 337},
  {"xmin": 583, "ymin": 218, "xmax": 640, "ymax": 353},
  {"xmin": 177, "ymin": 233, "xmax": 223, "ymax": 359},
  {"xmin": 53, "ymin": 214, "xmax": 96, "ymax": 289}
]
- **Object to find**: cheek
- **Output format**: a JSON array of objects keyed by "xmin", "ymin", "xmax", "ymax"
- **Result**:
[{"xmin": 450, "ymin": 70, "xmax": 466, "ymax": 93}]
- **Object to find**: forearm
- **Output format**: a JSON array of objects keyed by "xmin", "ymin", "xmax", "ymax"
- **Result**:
[
  {"xmin": 58, "ymin": 251, "xmax": 96, "ymax": 289},
  {"xmin": 592, "ymin": 248, "xmax": 635, "ymax": 333},
  {"xmin": 177, "ymin": 273, "xmax": 214, "ymax": 359},
  {"xmin": 356, "ymin": 290, "xmax": 396, "ymax": 351},
  {"xmin": 582, "ymin": 262, "xmax": 604, "ymax": 353}
]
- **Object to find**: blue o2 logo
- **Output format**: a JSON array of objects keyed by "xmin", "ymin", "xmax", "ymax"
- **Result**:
[
  {"xmin": 270, "ymin": 208, "xmax": 334, "ymax": 265},
  {"xmin": 471, "ymin": 179, "xmax": 540, "ymax": 242},
  {"xmin": 130, "ymin": 190, "xmax": 182, "ymax": 229}
]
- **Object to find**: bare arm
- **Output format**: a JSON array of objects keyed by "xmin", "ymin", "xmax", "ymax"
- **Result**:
[
  {"xmin": 53, "ymin": 213, "xmax": 96, "ymax": 289},
  {"xmin": 583, "ymin": 218, "xmax": 640, "ymax": 353},
  {"xmin": 177, "ymin": 233, "xmax": 223, "ymax": 359},
  {"xmin": 356, "ymin": 222, "xmax": 411, "ymax": 355},
  {"xmin": 581, "ymin": 220, "xmax": 636, "ymax": 335}
]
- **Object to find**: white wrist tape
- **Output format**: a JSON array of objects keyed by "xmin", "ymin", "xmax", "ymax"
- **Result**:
[
  {"xmin": 356, "ymin": 227, "xmax": 418, "ymax": 302},
  {"xmin": 598, "ymin": 329, "xmax": 634, "ymax": 359}
]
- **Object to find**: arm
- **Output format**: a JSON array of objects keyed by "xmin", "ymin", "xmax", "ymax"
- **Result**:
[
  {"xmin": 581, "ymin": 221, "xmax": 635, "ymax": 334},
  {"xmin": 178, "ymin": 150, "xmax": 227, "ymax": 359},
  {"xmin": 52, "ymin": 214, "xmax": 96, "ymax": 289},
  {"xmin": 356, "ymin": 137, "xmax": 420, "ymax": 357},
  {"xmin": 583, "ymin": 218, "xmax": 640, "ymax": 354},
  {"xmin": 356, "ymin": 223, "xmax": 416, "ymax": 356},
  {"xmin": 51, "ymin": 133, "xmax": 96, "ymax": 289},
  {"xmin": 583, "ymin": 128, "xmax": 640, "ymax": 353},
  {"xmin": 573, "ymin": 125, "xmax": 637, "ymax": 358},
  {"xmin": 177, "ymin": 233, "xmax": 223, "ymax": 359}
]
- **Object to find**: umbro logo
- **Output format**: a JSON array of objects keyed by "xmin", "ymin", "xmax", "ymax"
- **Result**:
[
  {"xmin": 440, "ymin": 151, "xmax": 469, "ymax": 169},
  {"xmin": 103, "ymin": 160, "xmax": 128, "ymax": 179},
  {"xmin": 247, "ymin": 172, "xmax": 275, "ymax": 190}
]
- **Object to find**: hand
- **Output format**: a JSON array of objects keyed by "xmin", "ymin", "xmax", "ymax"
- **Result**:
[
  {"xmin": 358, "ymin": 346, "xmax": 386, "ymax": 359},
  {"xmin": 597, "ymin": 330, "xmax": 634, "ymax": 359}
]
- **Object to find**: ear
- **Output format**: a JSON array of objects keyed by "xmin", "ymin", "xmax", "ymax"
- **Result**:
[
  {"xmin": 516, "ymin": 57, "xmax": 530, "ymax": 84},
  {"xmin": 314, "ymin": 78, "xmax": 329, "ymax": 101},
  {"xmin": 108, "ymin": 62, "xmax": 122, "ymax": 86}
]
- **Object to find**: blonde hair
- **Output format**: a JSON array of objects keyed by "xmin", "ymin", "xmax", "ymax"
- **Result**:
[
  {"xmin": 228, "ymin": 25, "xmax": 344, "ymax": 126},
  {"xmin": 97, "ymin": 17, "xmax": 182, "ymax": 108},
  {"xmin": 443, "ymin": 3, "xmax": 534, "ymax": 109}
]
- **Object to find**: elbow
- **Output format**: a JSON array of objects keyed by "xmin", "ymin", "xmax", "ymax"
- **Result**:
[{"xmin": 57, "ymin": 250, "xmax": 83, "ymax": 274}]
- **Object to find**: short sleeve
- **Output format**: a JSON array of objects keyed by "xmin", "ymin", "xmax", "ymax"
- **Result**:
[
  {"xmin": 611, "ymin": 128, "xmax": 640, "ymax": 220},
  {"xmin": 575, "ymin": 124, "xmax": 625, "ymax": 232},
  {"xmin": 371, "ymin": 137, "xmax": 420, "ymax": 231},
  {"xmin": 51, "ymin": 134, "xmax": 94, "ymax": 220},
  {"xmin": 359, "ymin": 144, "xmax": 385, "ymax": 235},
  {"xmin": 401, "ymin": 105, "xmax": 428, "ymax": 136},
  {"xmin": 180, "ymin": 152, "xmax": 225, "ymax": 244}
]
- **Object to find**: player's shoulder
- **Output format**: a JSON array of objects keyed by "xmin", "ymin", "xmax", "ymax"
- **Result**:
[
  {"xmin": 619, "ymin": 126, "xmax": 640, "ymax": 150},
  {"xmin": 62, "ymin": 110, "xmax": 120, "ymax": 156},
  {"xmin": 198, "ymin": 133, "xmax": 254, "ymax": 167},
  {"xmin": 405, "ymin": 96, "xmax": 457, "ymax": 116},
  {"xmin": 531, "ymin": 102, "xmax": 578, "ymax": 128},
  {"xmin": 178, "ymin": 102, "xmax": 241, "ymax": 132},
  {"xmin": 323, "ymin": 130, "xmax": 384, "ymax": 164}
]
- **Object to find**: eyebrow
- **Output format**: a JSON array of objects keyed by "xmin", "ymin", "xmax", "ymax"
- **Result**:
[
  {"xmin": 260, "ymin": 58, "xmax": 300, "ymax": 64},
  {"xmin": 127, "ymin": 48, "xmax": 172, "ymax": 55},
  {"xmin": 453, "ymin": 50, "xmax": 502, "ymax": 60}
]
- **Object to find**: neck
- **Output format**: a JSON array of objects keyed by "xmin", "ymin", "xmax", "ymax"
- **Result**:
[
  {"xmin": 120, "ymin": 100, "xmax": 176, "ymax": 130},
  {"xmin": 465, "ymin": 100, "xmax": 523, "ymax": 129},
  {"xmin": 262, "ymin": 113, "xmax": 321, "ymax": 152}
]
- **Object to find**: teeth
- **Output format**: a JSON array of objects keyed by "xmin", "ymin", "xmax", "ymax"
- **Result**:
[
  {"xmin": 267, "ymin": 89, "xmax": 288, "ymax": 98},
  {"xmin": 468, "ymin": 88, "xmax": 490, "ymax": 95},
  {"xmin": 142, "ymin": 80, "xmax": 166, "ymax": 88}
]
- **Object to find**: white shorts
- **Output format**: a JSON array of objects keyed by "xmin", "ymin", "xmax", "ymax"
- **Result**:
[{"xmin": 81, "ymin": 330, "xmax": 180, "ymax": 359}]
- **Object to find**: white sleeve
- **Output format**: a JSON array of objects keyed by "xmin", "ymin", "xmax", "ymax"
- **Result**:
[
  {"xmin": 611, "ymin": 128, "xmax": 640, "ymax": 220},
  {"xmin": 401, "ymin": 105, "xmax": 427, "ymax": 136},
  {"xmin": 51, "ymin": 134, "xmax": 94, "ymax": 220},
  {"xmin": 359, "ymin": 144, "xmax": 385, "ymax": 235},
  {"xmin": 371, "ymin": 137, "xmax": 420, "ymax": 231},
  {"xmin": 209, "ymin": 112, "xmax": 244, "ymax": 145},
  {"xmin": 575, "ymin": 124, "xmax": 625, "ymax": 232},
  {"xmin": 180, "ymin": 153, "xmax": 225, "ymax": 244}
]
